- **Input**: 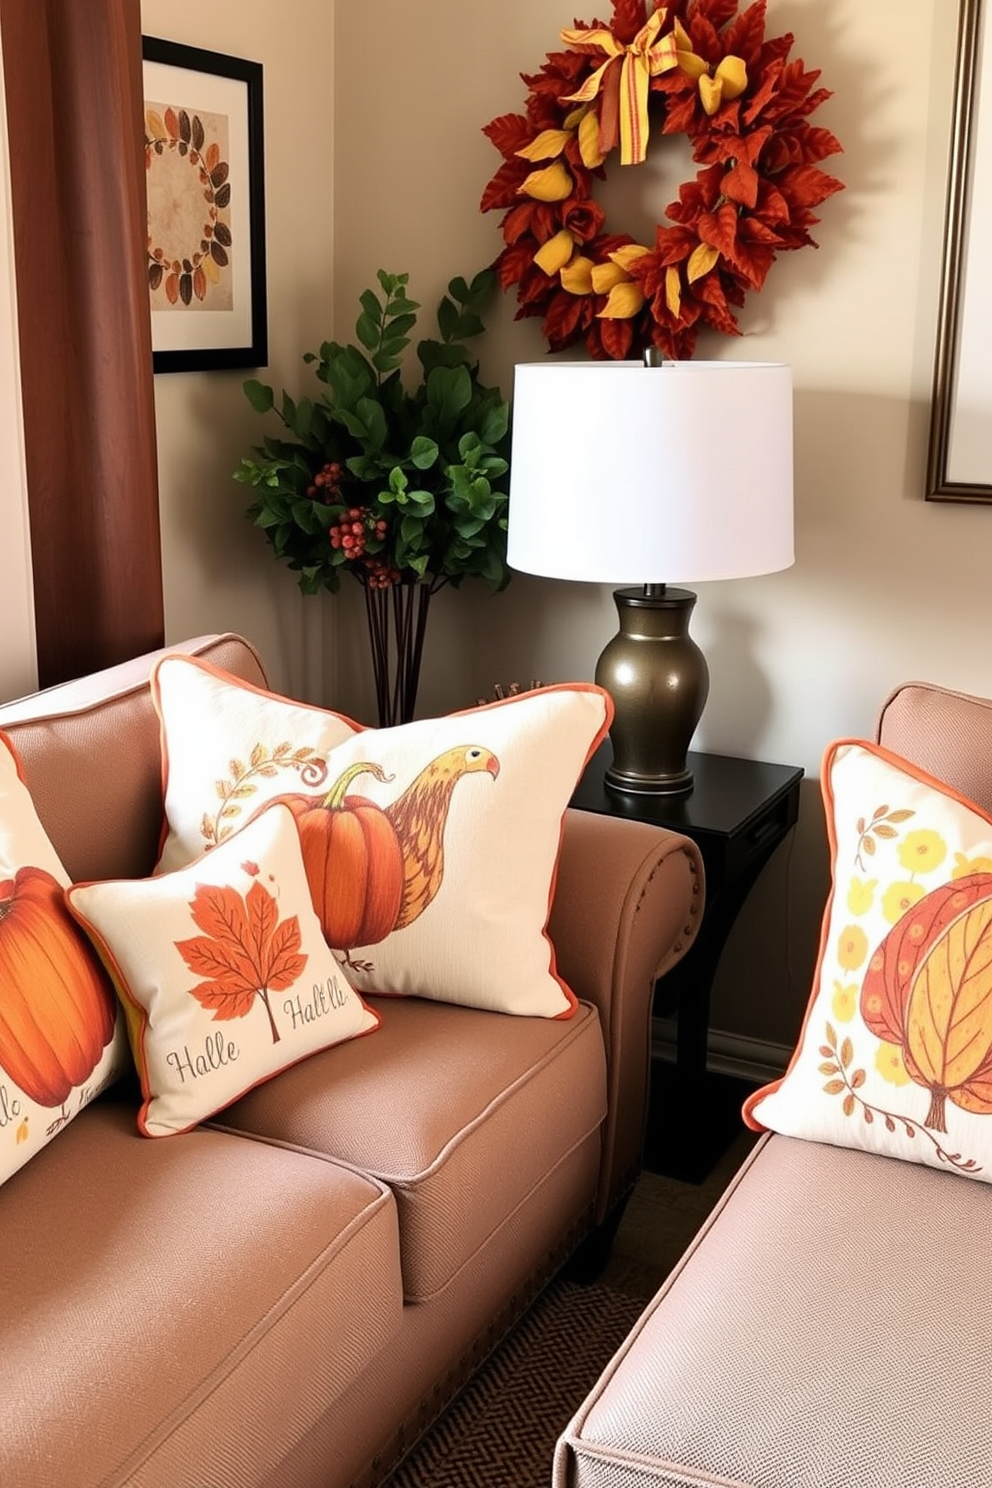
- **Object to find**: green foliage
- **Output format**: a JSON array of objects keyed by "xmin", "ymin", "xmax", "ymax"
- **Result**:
[{"xmin": 234, "ymin": 269, "xmax": 511, "ymax": 596}]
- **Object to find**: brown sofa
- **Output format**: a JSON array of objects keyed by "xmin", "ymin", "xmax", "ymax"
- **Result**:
[
  {"xmin": 0, "ymin": 632, "xmax": 704, "ymax": 1488},
  {"xmin": 554, "ymin": 678, "xmax": 992, "ymax": 1488}
]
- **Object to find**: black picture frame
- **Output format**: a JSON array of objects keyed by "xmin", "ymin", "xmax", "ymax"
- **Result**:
[
  {"xmin": 142, "ymin": 36, "xmax": 267, "ymax": 373},
  {"xmin": 926, "ymin": 0, "xmax": 992, "ymax": 502}
]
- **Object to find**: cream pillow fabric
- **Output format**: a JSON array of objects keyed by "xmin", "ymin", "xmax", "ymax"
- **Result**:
[
  {"xmin": 746, "ymin": 740, "xmax": 992, "ymax": 1182},
  {"xmin": 0, "ymin": 732, "xmax": 128, "ymax": 1187},
  {"xmin": 153, "ymin": 654, "xmax": 362, "ymax": 873},
  {"xmin": 67, "ymin": 803, "xmax": 378, "ymax": 1137},
  {"xmin": 151, "ymin": 654, "xmax": 612, "ymax": 1018}
]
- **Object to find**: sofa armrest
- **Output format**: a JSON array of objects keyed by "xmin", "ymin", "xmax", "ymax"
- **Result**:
[{"xmin": 549, "ymin": 807, "xmax": 704, "ymax": 1220}]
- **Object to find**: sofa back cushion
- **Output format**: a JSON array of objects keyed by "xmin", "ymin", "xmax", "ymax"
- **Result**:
[
  {"xmin": 0, "ymin": 634, "xmax": 268, "ymax": 884},
  {"xmin": 875, "ymin": 681, "xmax": 992, "ymax": 815}
]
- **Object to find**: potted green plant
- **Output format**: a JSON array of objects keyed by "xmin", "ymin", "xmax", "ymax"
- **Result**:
[{"xmin": 234, "ymin": 269, "xmax": 511, "ymax": 725}]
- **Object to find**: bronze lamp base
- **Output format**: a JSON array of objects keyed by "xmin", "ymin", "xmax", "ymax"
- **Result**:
[{"xmin": 594, "ymin": 585, "xmax": 710, "ymax": 797}]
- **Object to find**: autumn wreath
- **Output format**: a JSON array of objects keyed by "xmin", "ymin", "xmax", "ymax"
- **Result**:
[{"xmin": 480, "ymin": 0, "xmax": 844, "ymax": 359}]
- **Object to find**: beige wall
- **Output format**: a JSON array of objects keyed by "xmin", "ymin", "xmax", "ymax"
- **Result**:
[
  {"xmin": 1, "ymin": 3, "xmax": 978, "ymax": 1060},
  {"xmin": 332, "ymin": 0, "xmax": 983, "ymax": 1060},
  {"xmin": 140, "ymin": 0, "xmax": 338, "ymax": 704}
]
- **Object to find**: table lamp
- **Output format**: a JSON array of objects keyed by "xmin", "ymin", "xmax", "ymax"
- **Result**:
[{"xmin": 507, "ymin": 357, "xmax": 794, "ymax": 796}]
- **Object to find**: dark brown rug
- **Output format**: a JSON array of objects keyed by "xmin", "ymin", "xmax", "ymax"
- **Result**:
[{"xmin": 381, "ymin": 1279, "xmax": 646, "ymax": 1488}]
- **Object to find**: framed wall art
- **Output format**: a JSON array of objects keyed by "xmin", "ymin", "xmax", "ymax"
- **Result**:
[
  {"xmin": 927, "ymin": 0, "xmax": 992, "ymax": 502},
  {"xmin": 142, "ymin": 37, "xmax": 267, "ymax": 373}
]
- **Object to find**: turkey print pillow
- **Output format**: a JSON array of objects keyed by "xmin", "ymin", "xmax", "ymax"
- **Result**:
[
  {"xmin": 0, "ymin": 732, "xmax": 127, "ymax": 1189},
  {"xmin": 746, "ymin": 740, "xmax": 992, "ymax": 1183},
  {"xmin": 152, "ymin": 654, "xmax": 612, "ymax": 1017}
]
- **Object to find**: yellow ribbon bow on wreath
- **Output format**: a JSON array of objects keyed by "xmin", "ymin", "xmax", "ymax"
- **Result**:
[{"xmin": 560, "ymin": 6, "xmax": 678, "ymax": 166}]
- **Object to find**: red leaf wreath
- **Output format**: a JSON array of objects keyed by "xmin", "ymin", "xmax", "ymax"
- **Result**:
[
  {"xmin": 176, "ymin": 878, "xmax": 307, "ymax": 1044},
  {"xmin": 480, "ymin": 0, "xmax": 844, "ymax": 359}
]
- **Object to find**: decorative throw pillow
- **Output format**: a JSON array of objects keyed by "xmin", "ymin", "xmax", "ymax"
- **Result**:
[
  {"xmin": 746, "ymin": 739, "xmax": 992, "ymax": 1183},
  {"xmin": 151, "ymin": 653, "xmax": 613, "ymax": 1018},
  {"xmin": 67, "ymin": 803, "xmax": 379, "ymax": 1137},
  {"xmin": 152, "ymin": 654, "xmax": 362, "ymax": 874},
  {"xmin": 0, "ymin": 732, "xmax": 128, "ymax": 1188}
]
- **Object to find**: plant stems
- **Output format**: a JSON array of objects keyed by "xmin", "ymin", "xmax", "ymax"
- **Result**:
[
  {"xmin": 363, "ymin": 584, "xmax": 390, "ymax": 725},
  {"xmin": 362, "ymin": 577, "xmax": 441, "ymax": 727}
]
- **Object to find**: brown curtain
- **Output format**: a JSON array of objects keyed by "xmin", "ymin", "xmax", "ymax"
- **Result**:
[{"xmin": 0, "ymin": 0, "xmax": 164, "ymax": 687}]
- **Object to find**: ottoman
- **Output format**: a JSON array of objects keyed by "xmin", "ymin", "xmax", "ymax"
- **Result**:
[{"xmin": 553, "ymin": 1131, "xmax": 992, "ymax": 1488}]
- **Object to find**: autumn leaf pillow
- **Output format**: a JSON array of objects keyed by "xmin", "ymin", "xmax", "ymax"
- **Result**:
[
  {"xmin": 0, "ymin": 731, "xmax": 129, "ymax": 1190},
  {"xmin": 67, "ymin": 803, "xmax": 379, "ymax": 1137},
  {"xmin": 151, "ymin": 653, "xmax": 612, "ymax": 1017},
  {"xmin": 746, "ymin": 740, "xmax": 992, "ymax": 1183}
]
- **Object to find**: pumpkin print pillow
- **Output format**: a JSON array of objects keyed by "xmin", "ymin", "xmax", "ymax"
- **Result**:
[
  {"xmin": 0, "ymin": 732, "xmax": 129, "ymax": 1189},
  {"xmin": 746, "ymin": 740, "xmax": 992, "ymax": 1183},
  {"xmin": 151, "ymin": 654, "xmax": 613, "ymax": 1017},
  {"xmin": 67, "ymin": 803, "xmax": 379, "ymax": 1137}
]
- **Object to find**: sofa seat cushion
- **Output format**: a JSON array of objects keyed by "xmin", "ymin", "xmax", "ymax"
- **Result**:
[
  {"xmin": 0, "ymin": 1097, "xmax": 402, "ymax": 1488},
  {"xmin": 555, "ymin": 1132, "xmax": 992, "ymax": 1488},
  {"xmin": 216, "ymin": 996, "xmax": 608, "ymax": 1302}
]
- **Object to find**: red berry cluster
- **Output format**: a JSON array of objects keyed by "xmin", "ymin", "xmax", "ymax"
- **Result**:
[
  {"xmin": 329, "ymin": 506, "xmax": 389, "ymax": 562},
  {"xmin": 364, "ymin": 557, "xmax": 401, "ymax": 589},
  {"xmin": 307, "ymin": 461, "xmax": 344, "ymax": 500}
]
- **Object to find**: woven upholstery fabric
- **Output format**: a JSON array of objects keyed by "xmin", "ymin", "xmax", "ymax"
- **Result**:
[
  {"xmin": 264, "ymin": 1135, "xmax": 603, "ymax": 1488},
  {"xmin": 875, "ymin": 680, "xmax": 992, "ymax": 815},
  {"xmin": 1, "ymin": 1098, "xmax": 401, "ymax": 1488},
  {"xmin": 555, "ymin": 1133, "xmax": 992, "ymax": 1488},
  {"xmin": 216, "ymin": 995, "xmax": 608, "ymax": 1301},
  {"xmin": 548, "ymin": 807, "xmax": 703, "ymax": 1222}
]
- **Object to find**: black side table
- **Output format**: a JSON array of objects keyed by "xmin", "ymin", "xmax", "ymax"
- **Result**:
[{"xmin": 571, "ymin": 745, "xmax": 804, "ymax": 1181}]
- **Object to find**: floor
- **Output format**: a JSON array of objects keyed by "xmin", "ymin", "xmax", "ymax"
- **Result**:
[
  {"xmin": 379, "ymin": 1073, "xmax": 763, "ymax": 1485},
  {"xmin": 599, "ymin": 1068, "xmax": 763, "ymax": 1299}
]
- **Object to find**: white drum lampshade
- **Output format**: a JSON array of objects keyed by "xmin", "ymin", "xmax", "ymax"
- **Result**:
[{"xmin": 507, "ymin": 358, "xmax": 795, "ymax": 795}]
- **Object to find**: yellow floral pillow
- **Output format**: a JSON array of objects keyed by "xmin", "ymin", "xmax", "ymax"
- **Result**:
[{"xmin": 746, "ymin": 740, "xmax": 992, "ymax": 1182}]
